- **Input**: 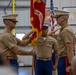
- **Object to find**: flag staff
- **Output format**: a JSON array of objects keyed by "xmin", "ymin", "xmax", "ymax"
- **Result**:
[{"xmin": 12, "ymin": 0, "xmax": 16, "ymax": 36}]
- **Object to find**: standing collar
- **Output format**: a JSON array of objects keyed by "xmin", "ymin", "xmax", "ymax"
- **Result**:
[
  {"xmin": 3, "ymin": 28, "xmax": 12, "ymax": 34},
  {"xmin": 61, "ymin": 24, "xmax": 69, "ymax": 29},
  {"xmin": 60, "ymin": 24, "xmax": 69, "ymax": 32}
]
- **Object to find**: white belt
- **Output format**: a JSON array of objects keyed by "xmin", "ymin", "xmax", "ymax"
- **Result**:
[{"xmin": 37, "ymin": 57, "xmax": 51, "ymax": 61}]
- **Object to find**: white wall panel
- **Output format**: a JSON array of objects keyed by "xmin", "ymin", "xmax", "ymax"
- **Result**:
[
  {"xmin": 70, "ymin": 0, "xmax": 76, "ymax": 6},
  {"xmin": 17, "ymin": 47, "xmax": 33, "ymax": 66},
  {"xmin": 0, "ymin": 1, "xmax": 30, "ymax": 6},
  {"xmin": 0, "ymin": 11, "xmax": 5, "ymax": 26},
  {"xmin": 0, "ymin": 1, "xmax": 11, "ymax": 6},
  {"xmin": 16, "ymin": 8, "xmax": 31, "ymax": 26},
  {"xmin": 0, "ymin": 8, "xmax": 31, "ymax": 26},
  {"xmin": 0, "ymin": 0, "xmax": 76, "ymax": 9},
  {"xmin": 0, "ymin": 29, "xmax": 4, "ymax": 34},
  {"xmin": 16, "ymin": 28, "xmax": 31, "ymax": 33},
  {"xmin": 71, "ymin": 26, "xmax": 76, "ymax": 34},
  {"xmin": 0, "ymin": 9, "xmax": 12, "ymax": 26},
  {"xmin": 60, "ymin": 0, "xmax": 71, "ymax": 9},
  {"xmin": 16, "ymin": 1, "xmax": 30, "ymax": 6},
  {"xmin": 53, "ymin": 0, "xmax": 60, "ymax": 8},
  {"xmin": 46, "ymin": 0, "xmax": 76, "ymax": 9},
  {"xmin": 46, "ymin": 0, "xmax": 50, "ymax": 7},
  {"xmin": 46, "ymin": 0, "xmax": 60, "ymax": 8},
  {"xmin": 18, "ymin": 56, "xmax": 32, "ymax": 66}
]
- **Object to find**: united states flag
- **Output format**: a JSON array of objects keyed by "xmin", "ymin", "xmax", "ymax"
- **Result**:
[{"xmin": 50, "ymin": 0, "xmax": 55, "ymax": 31}]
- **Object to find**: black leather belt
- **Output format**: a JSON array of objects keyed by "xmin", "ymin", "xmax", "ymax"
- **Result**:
[{"xmin": 37, "ymin": 57, "xmax": 51, "ymax": 61}]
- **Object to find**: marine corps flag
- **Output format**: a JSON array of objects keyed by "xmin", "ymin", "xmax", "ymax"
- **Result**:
[{"xmin": 30, "ymin": 0, "xmax": 46, "ymax": 46}]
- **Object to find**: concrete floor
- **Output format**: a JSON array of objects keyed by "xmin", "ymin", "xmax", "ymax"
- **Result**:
[
  {"xmin": 19, "ymin": 67, "xmax": 35, "ymax": 75},
  {"xmin": 19, "ymin": 67, "xmax": 57, "ymax": 75}
]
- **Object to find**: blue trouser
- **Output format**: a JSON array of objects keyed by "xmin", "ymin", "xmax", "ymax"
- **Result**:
[
  {"xmin": 7, "ymin": 59, "xmax": 18, "ymax": 72},
  {"xmin": 44, "ymin": 53, "xmax": 55, "ymax": 75},
  {"xmin": 57, "ymin": 56, "xmax": 69, "ymax": 75},
  {"xmin": 52, "ymin": 53, "xmax": 55, "ymax": 65},
  {"xmin": 34, "ymin": 54, "xmax": 36, "ymax": 69},
  {"xmin": 34, "ymin": 55, "xmax": 36, "ymax": 75},
  {"xmin": 34, "ymin": 55, "xmax": 50, "ymax": 75},
  {"xmin": 35, "ymin": 59, "xmax": 52, "ymax": 75},
  {"xmin": 34, "ymin": 54, "xmax": 54, "ymax": 75}
]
